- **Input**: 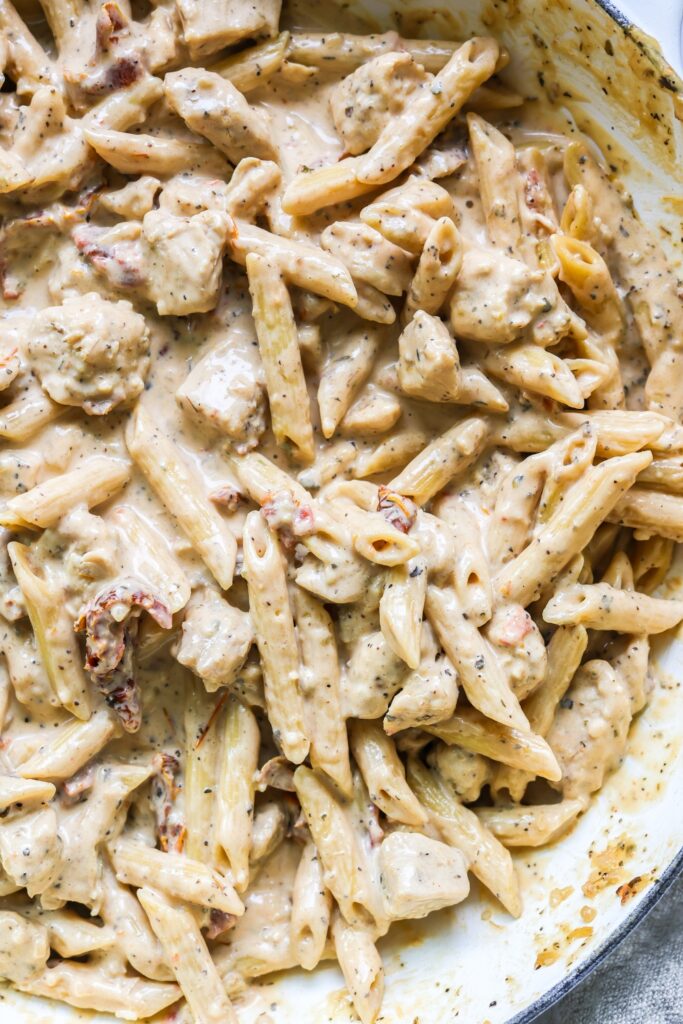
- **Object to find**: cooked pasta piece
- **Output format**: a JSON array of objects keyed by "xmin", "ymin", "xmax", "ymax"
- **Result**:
[
  {"xmin": 357, "ymin": 38, "xmax": 500, "ymax": 185},
  {"xmin": 109, "ymin": 838, "xmax": 244, "ymax": 914},
  {"xmin": 243, "ymin": 511, "xmax": 308, "ymax": 764},
  {"xmin": 290, "ymin": 840, "xmax": 332, "ymax": 971},
  {"xmin": 332, "ymin": 913, "xmax": 384, "ymax": 1024},
  {"xmin": 318, "ymin": 325, "xmax": 384, "ymax": 439},
  {"xmin": 426, "ymin": 584, "xmax": 528, "ymax": 731},
  {"xmin": 1, "ymin": 456, "xmax": 130, "ymax": 530},
  {"xmin": 126, "ymin": 405, "xmax": 237, "ymax": 590},
  {"xmin": 294, "ymin": 767, "xmax": 378, "ymax": 930},
  {"xmin": 16, "ymin": 708, "xmax": 117, "ymax": 780},
  {"xmin": 403, "ymin": 216, "xmax": 462, "ymax": 320},
  {"xmin": 467, "ymin": 112, "xmax": 521, "ymax": 250},
  {"xmin": 543, "ymin": 582, "xmax": 683, "ymax": 633},
  {"xmin": 428, "ymin": 706, "xmax": 561, "ymax": 781},
  {"xmin": 138, "ymin": 886, "xmax": 237, "ymax": 1024},
  {"xmin": 8, "ymin": 543, "xmax": 91, "ymax": 719},
  {"xmin": 494, "ymin": 452, "xmax": 652, "ymax": 605},
  {"xmin": 215, "ymin": 695, "xmax": 260, "ymax": 890},
  {"xmin": 247, "ymin": 253, "xmax": 314, "ymax": 463},
  {"xmin": 349, "ymin": 720, "xmax": 427, "ymax": 826},
  {"xmin": 389, "ymin": 417, "xmax": 489, "ymax": 505},
  {"xmin": 406, "ymin": 757, "xmax": 522, "ymax": 917},
  {"xmin": 477, "ymin": 800, "xmax": 585, "ymax": 847},
  {"xmin": 293, "ymin": 587, "xmax": 352, "ymax": 795}
]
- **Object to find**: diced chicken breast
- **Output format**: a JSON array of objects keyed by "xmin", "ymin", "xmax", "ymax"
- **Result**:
[
  {"xmin": 176, "ymin": 587, "xmax": 254, "ymax": 691},
  {"xmin": 142, "ymin": 208, "xmax": 232, "ymax": 315},
  {"xmin": 547, "ymin": 660, "xmax": 632, "ymax": 800},
  {"xmin": 176, "ymin": 333, "xmax": 267, "ymax": 453},
  {"xmin": 398, "ymin": 310, "xmax": 460, "ymax": 401},
  {"xmin": 165, "ymin": 69, "xmax": 276, "ymax": 163},
  {"xmin": 450, "ymin": 249, "xmax": 560, "ymax": 344},
  {"xmin": 429, "ymin": 743, "xmax": 492, "ymax": 804},
  {"xmin": 27, "ymin": 292, "xmax": 150, "ymax": 414},
  {"xmin": 484, "ymin": 603, "xmax": 547, "ymax": 700},
  {"xmin": 379, "ymin": 831, "xmax": 469, "ymax": 919},
  {"xmin": 330, "ymin": 52, "xmax": 430, "ymax": 156},
  {"xmin": 175, "ymin": 0, "xmax": 281, "ymax": 59}
]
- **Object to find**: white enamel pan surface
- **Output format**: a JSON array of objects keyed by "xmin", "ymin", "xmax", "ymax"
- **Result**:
[{"xmin": 4, "ymin": 2, "xmax": 683, "ymax": 1023}]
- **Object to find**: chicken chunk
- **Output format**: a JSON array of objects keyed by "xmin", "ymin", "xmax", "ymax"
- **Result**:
[
  {"xmin": 547, "ymin": 660, "xmax": 631, "ymax": 800},
  {"xmin": 2, "ymin": 87, "xmax": 91, "ymax": 203},
  {"xmin": 165, "ymin": 69, "xmax": 276, "ymax": 164},
  {"xmin": 397, "ymin": 310, "xmax": 460, "ymax": 401},
  {"xmin": 176, "ymin": 332, "xmax": 267, "ymax": 452},
  {"xmin": 176, "ymin": 587, "xmax": 254, "ymax": 691},
  {"xmin": 142, "ymin": 208, "xmax": 232, "ymax": 316},
  {"xmin": 450, "ymin": 248, "xmax": 560, "ymax": 344},
  {"xmin": 428, "ymin": 742, "xmax": 492, "ymax": 804},
  {"xmin": 379, "ymin": 831, "xmax": 469, "ymax": 920},
  {"xmin": 0, "ymin": 912, "xmax": 49, "ymax": 983},
  {"xmin": 27, "ymin": 293, "xmax": 151, "ymax": 414},
  {"xmin": 176, "ymin": 0, "xmax": 281, "ymax": 58},
  {"xmin": 484, "ymin": 603, "xmax": 547, "ymax": 700},
  {"xmin": 97, "ymin": 176, "xmax": 161, "ymax": 220},
  {"xmin": 330, "ymin": 52, "xmax": 430, "ymax": 156}
]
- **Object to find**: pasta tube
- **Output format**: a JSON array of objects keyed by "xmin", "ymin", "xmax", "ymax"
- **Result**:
[
  {"xmin": 290, "ymin": 840, "xmax": 332, "ymax": 971},
  {"xmin": 428, "ymin": 706, "xmax": 561, "ymax": 781},
  {"xmin": 126, "ymin": 405, "xmax": 236, "ymax": 590},
  {"xmin": 389, "ymin": 417, "xmax": 489, "ymax": 505},
  {"xmin": 242, "ymin": 511, "xmax": 308, "ymax": 764},
  {"xmin": 215, "ymin": 694, "xmax": 260, "ymax": 890},
  {"xmin": 138, "ymin": 887, "xmax": 237, "ymax": 1024},
  {"xmin": 494, "ymin": 451, "xmax": 652, "ymax": 605},
  {"xmin": 293, "ymin": 587, "xmax": 352, "ymax": 795},
  {"xmin": 477, "ymin": 800, "xmax": 585, "ymax": 847},
  {"xmin": 8, "ymin": 543, "xmax": 91, "ymax": 719},
  {"xmin": 426, "ymin": 584, "xmax": 528, "ymax": 731},
  {"xmin": 543, "ymin": 582, "xmax": 683, "ymax": 633},
  {"xmin": 247, "ymin": 253, "xmax": 314, "ymax": 463},
  {"xmin": 332, "ymin": 913, "xmax": 384, "ymax": 1024},
  {"xmin": 349, "ymin": 720, "xmax": 427, "ymax": 826},
  {"xmin": 406, "ymin": 757, "xmax": 521, "ymax": 917},
  {"xmin": 357, "ymin": 38, "xmax": 500, "ymax": 185},
  {"xmin": 109, "ymin": 839, "xmax": 244, "ymax": 914},
  {"xmin": 1, "ymin": 456, "xmax": 130, "ymax": 530}
]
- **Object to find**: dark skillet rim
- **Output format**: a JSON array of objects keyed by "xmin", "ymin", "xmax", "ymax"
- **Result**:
[{"xmin": 508, "ymin": 3, "xmax": 683, "ymax": 1020}]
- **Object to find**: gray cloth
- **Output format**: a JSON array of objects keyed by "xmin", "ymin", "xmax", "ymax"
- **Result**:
[{"xmin": 536, "ymin": 873, "xmax": 683, "ymax": 1023}]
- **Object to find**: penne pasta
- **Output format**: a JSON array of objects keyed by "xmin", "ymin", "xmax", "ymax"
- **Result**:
[
  {"xmin": 230, "ymin": 220, "xmax": 357, "ymax": 308},
  {"xmin": 242, "ymin": 512, "xmax": 308, "ymax": 764},
  {"xmin": 247, "ymin": 253, "xmax": 314, "ymax": 463},
  {"xmin": 290, "ymin": 841, "xmax": 332, "ymax": 971},
  {"xmin": 426, "ymin": 584, "xmax": 528, "ymax": 731},
  {"xmin": 332, "ymin": 913, "xmax": 384, "ymax": 1024},
  {"xmin": 126, "ymin": 405, "xmax": 237, "ymax": 590},
  {"xmin": 389, "ymin": 417, "xmax": 489, "ymax": 505},
  {"xmin": 138, "ymin": 887, "xmax": 237, "ymax": 1024},
  {"xmin": 8, "ymin": 543, "xmax": 91, "ymax": 720},
  {"xmin": 293, "ymin": 587, "xmax": 352, "ymax": 795},
  {"xmin": 109, "ymin": 838, "xmax": 244, "ymax": 914},
  {"xmin": 349, "ymin": 720, "xmax": 427, "ymax": 826},
  {"xmin": 544, "ymin": 582, "xmax": 683, "ymax": 633},
  {"xmin": 406, "ymin": 757, "xmax": 522, "ymax": 917},
  {"xmin": 1, "ymin": 456, "xmax": 130, "ymax": 530},
  {"xmin": 494, "ymin": 452, "xmax": 652, "ymax": 605},
  {"xmin": 357, "ymin": 38, "xmax": 500, "ymax": 185},
  {"xmin": 428, "ymin": 706, "xmax": 561, "ymax": 781},
  {"xmin": 16, "ymin": 709, "xmax": 117, "ymax": 780},
  {"xmin": 477, "ymin": 800, "xmax": 585, "ymax": 847},
  {"xmin": 215, "ymin": 695, "xmax": 260, "ymax": 890}
]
